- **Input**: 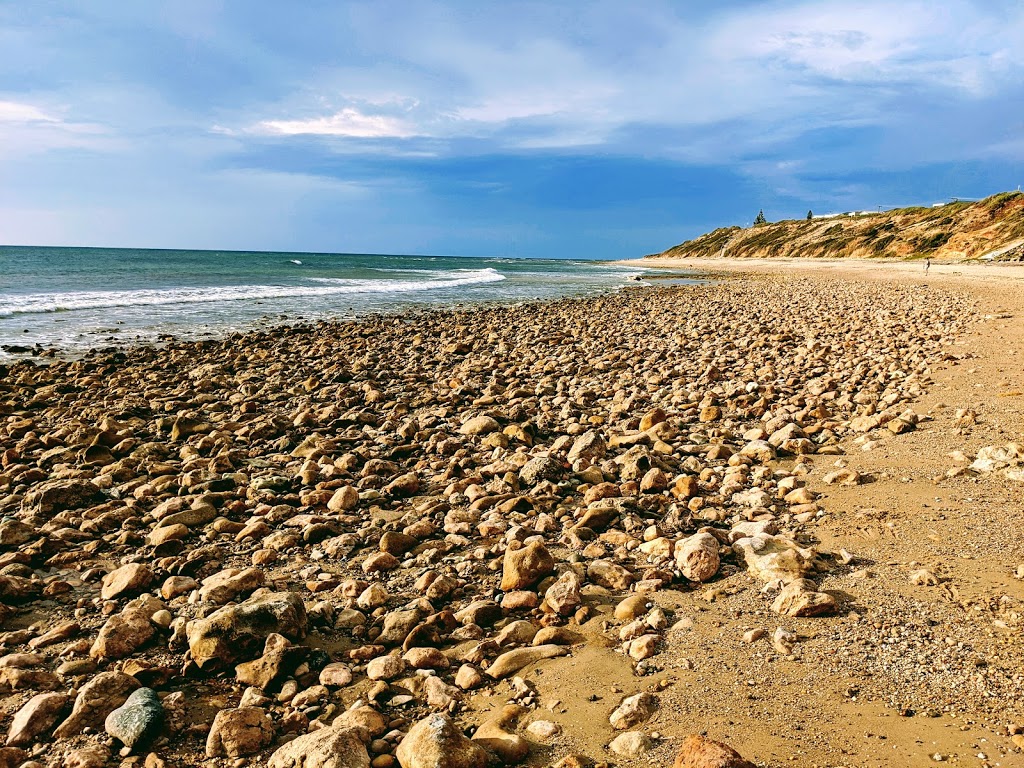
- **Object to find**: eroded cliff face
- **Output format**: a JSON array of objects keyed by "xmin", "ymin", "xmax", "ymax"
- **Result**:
[{"xmin": 653, "ymin": 191, "xmax": 1024, "ymax": 261}]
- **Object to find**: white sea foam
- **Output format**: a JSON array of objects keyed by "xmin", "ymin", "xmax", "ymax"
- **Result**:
[{"xmin": 0, "ymin": 268, "xmax": 506, "ymax": 318}]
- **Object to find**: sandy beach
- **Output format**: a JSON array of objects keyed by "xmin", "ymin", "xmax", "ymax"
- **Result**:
[{"xmin": 1, "ymin": 263, "xmax": 1023, "ymax": 767}]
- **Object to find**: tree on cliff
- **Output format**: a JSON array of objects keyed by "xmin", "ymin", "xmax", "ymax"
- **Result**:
[{"xmin": 753, "ymin": 210, "xmax": 767, "ymax": 226}]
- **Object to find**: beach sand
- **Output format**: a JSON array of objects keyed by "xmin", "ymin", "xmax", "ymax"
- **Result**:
[{"xmin": 1, "ymin": 262, "xmax": 1023, "ymax": 767}]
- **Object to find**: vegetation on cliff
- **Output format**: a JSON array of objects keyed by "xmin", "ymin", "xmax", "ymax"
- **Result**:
[{"xmin": 653, "ymin": 191, "xmax": 1024, "ymax": 261}]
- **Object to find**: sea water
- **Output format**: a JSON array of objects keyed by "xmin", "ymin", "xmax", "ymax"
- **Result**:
[{"xmin": 0, "ymin": 247, "xmax": 675, "ymax": 359}]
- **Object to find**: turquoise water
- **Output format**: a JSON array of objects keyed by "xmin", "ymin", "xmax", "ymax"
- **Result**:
[{"xmin": 0, "ymin": 247, "xmax": 666, "ymax": 359}]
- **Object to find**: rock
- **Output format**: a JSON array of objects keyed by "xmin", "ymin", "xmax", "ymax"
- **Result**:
[
  {"xmin": 328, "ymin": 486, "xmax": 359, "ymax": 512},
  {"xmin": 91, "ymin": 595, "xmax": 164, "ymax": 660},
  {"xmin": 206, "ymin": 707, "xmax": 276, "ymax": 758},
  {"xmin": 334, "ymin": 705, "xmax": 387, "ymax": 737},
  {"xmin": 101, "ymin": 563, "xmax": 155, "ymax": 600},
  {"xmin": 65, "ymin": 743, "xmax": 111, "ymax": 768},
  {"xmin": 366, "ymin": 654, "xmax": 406, "ymax": 681},
  {"xmin": 500, "ymin": 540, "xmax": 555, "ymax": 591},
  {"xmin": 320, "ymin": 663, "xmax": 354, "ymax": 687},
  {"xmin": 186, "ymin": 590, "xmax": 307, "ymax": 667},
  {"xmin": 161, "ymin": 575, "xmax": 198, "ymax": 600},
  {"xmin": 672, "ymin": 734, "xmax": 755, "ymax": 768},
  {"xmin": 568, "ymin": 431, "xmax": 606, "ymax": 463},
  {"xmin": 0, "ymin": 748, "xmax": 27, "ymax": 768},
  {"xmin": 27, "ymin": 478, "xmax": 101, "ymax": 515},
  {"xmin": 455, "ymin": 664, "xmax": 484, "ymax": 690},
  {"xmin": 199, "ymin": 567, "xmax": 265, "ymax": 603},
  {"xmin": 610, "ymin": 731, "xmax": 651, "ymax": 757},
  {"xmin": 53, "ymin": 671, "xmax": 140, "ymax": 738},
  {"xmin": 772, "ymin": 627, "xmax": 797, "ymax": 655},
  {"xmin": 472, "ymin": 705, "xmax": 529, "ymax": 763},
  {"xmin": 519, "ymin": 456, "xmax": 562, "ymax": 487},
  {"xmin": 486, "ymin": 644, "xmax": 569, "ymax": 679},
  {"xmin": 544, "ymin": 570, "xmax": 582, "ymax": 615},
  {"xmin": 460, "ymin": 415, "xmax": 501, "ymax": 436},
  {"xmin": 6, "ymin": 692, "xmax": 68, "ymax": 747},
  {"xmin": 674, "ymin": 532, "xmax": 721, "ymax": 582},
  {"xmin": 267, "ymin": 725, "xmax": 371, "ymax": 768},
  {"xmin": 586, "ymin": 559, "xmax": 633, "ymax": 590},
  {"xmin": 526, "ymin": 720, "xmax": 561, "ymax": 740},
  {"xmin": 609, "ymin": 692, "xmax": 658, "ymax": 730},
  {"xmin": 770, "ymin": 579, "xmax": 836, "ymax": 617},
  {"xmin": 732, "ymin": 535, "xmax": 820, "ymax": 584},
  {"xmin": 910, "ymin": 569, "xmax": 940, "ymax": 586},
  {"xmin": 614, "ymin": 595, "xmax": 649, "ymax": 621},
  {"xmin": 395, "ymin": 713, "xmax": 490, "ymax": 768},
  {"xmin": 627, "ymin": 634, "xmax": 660, "ymax": 660},
  {"xmin": 105, "ymin": 687, "xmax": 163, "ymax": 750}
]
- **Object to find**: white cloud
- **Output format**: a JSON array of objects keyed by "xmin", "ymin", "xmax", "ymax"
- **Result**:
[
  {"xmin": 0, "ymin": 100, "xmax": 61, "ymax": 124},
  {"xmin": 256, "ymin": 107, "xmax": 418, "ymax": 138}
]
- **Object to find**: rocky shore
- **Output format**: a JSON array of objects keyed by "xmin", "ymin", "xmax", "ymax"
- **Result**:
[{"xmin": 2, "ymin": 272, "xmax": 1023, "ymax": 768}]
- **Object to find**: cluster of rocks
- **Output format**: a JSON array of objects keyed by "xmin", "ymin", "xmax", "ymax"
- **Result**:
[
  {"xmin": 0, "ymin": 277, "xmax": 973, "ymax": 766},
  {"xmin": 946, "ymin": 442, "xmax": 1024, "ymax": 482}
]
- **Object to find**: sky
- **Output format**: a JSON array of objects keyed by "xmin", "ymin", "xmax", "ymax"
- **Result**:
[{"xmin": 1, "ymin": 1, "xmax": 1023, "ymax": 259}]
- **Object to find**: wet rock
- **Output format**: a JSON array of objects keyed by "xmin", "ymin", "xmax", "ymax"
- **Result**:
[
  {"xmin": 267, "ymin": 725, "xmax": 371, "ymax": 768},
  {"xmin": 395, "ymin": 712, "xmax": 490, "ymax": 768},
  {"xmin": 206, "ymin": 707, "xmax": 276, "ymax": 758},
  {"xmin": 105, "ymin": 687, "xmax": 163, "ymax": 750}
]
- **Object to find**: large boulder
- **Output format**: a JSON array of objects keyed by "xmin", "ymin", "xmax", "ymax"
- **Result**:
[
  {"xmin": 500, "ymin": 541, "xmax": 554, "ymax": 591},
  {"xmin": 395, "ymin": 713, "xmax": 490, "ymax": 768},
  {"xmin": 206, "ymin": 707, "xmax": 275, "ymax": 758},
  {"xmin": 186, "ymin": 591, "xmax": 307, "ymax": 668},
  {"xmin": 267, "ymin": 725, "xmax": 370, "ymax": 768}
]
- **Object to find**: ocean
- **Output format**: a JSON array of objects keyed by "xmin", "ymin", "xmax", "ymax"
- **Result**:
[{"xmin": 0, "ymin": 246, "xmax": 672, "ymax": 360}]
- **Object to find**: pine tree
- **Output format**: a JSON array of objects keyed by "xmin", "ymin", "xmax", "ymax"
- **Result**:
[
  {"xmin": 753, "ymin": 209, "xmax": 767, "ymax": 226},
  {"xmin": 806, "ymin": 210, "xmax": 813, "ymax": 220}
]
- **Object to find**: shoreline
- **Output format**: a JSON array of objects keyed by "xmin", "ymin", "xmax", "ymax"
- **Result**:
[
  {"xmin": 617, "ymin": 254, "xmax": 1024, "ymax": 283},
  {"xmin": 1, "ymin": 269, "xmax": 1022, "ymax": 766}
]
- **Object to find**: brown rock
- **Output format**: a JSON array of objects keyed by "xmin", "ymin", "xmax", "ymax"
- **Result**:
[
  {"xmin": 6, "ymin": 692, "xmax": 68, "ymax": 747},
  {"xmin": 268, "ymin": 725, "xmax": 370, "ymax": 768},
  {"xmin": 675, "ymin": 533, "xmax": 721, "ymax": 583},
  {"xmin": 500, "ymin": 540, "xmax": 555, "ymax": 591},
  {"xmin": 206, "ymin": 707, "xmax": 275, "ymax": 758},
  {"xmin": 186, "ymin": 590, "xmax": 307, "ymax": 668},
  {"xmin": 395, "ymin": 713, "xmax": 490, "ymax": 768},
  {"xmin": 53, "ymin": 671, "xmax": 140, "ymax": 738},
  {"xmin": 101, "ymin": 563, "xmax": 155, "ymax": 600},
  {"xmin": 672, "ymin": 734, "xmax": 755, "ymax": 768}
]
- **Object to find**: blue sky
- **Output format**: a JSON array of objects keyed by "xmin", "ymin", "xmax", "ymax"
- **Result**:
[{"xmin": 1, "ymin": 1, "xmax": 1022, "ymax": 258}]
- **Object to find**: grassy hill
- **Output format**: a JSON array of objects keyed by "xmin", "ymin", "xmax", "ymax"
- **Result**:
[{"xmin": 651, "ymin": 191, "xmax": 1024, "ymax": 262}]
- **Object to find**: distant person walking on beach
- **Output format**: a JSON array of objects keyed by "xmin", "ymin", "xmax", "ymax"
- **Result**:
[{"xmin": 925, "ymin": 258, "xmax": 931, "ymax": 274}]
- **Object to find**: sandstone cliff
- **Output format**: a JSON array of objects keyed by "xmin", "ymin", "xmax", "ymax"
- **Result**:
[{"xmin": 652, "ymin": 191, "xmax": 1024, "ymax": 261}]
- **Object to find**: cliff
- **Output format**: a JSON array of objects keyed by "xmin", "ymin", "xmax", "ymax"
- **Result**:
[{"xmin": 652, "ymin": 191, "xmax": 1024, "ymax": 262}]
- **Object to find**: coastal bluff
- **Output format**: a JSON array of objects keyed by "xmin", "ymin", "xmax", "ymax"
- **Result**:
[{"xmin": 650, "ymin": 190, "xmax": 1024, "ymax": 262}]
